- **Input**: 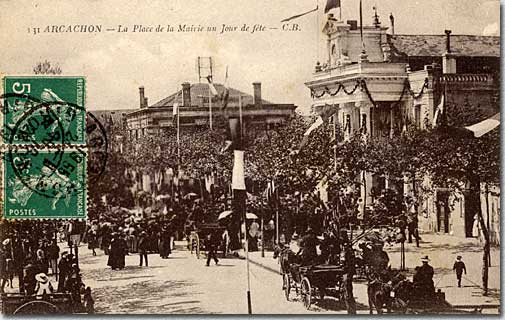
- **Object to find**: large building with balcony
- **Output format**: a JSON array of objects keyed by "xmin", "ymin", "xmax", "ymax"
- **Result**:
[
  {"xmin": 306, "ymin": 14, "xmax": 500, "ymax": 242},
  {"xmin": 126, "ymin": 82, "xmax": 296, "ymax": 139}
]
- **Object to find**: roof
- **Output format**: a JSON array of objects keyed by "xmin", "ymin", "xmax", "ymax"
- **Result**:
[
  {"xmin": 388, "ymin": 34, "xmax": 500, "ymax": 58},
  {"xmin": 150, "ymin": 83, "xmax": 272, "ymax": 108},
  {"xmin": 89, "ymin": 109, "xmax": 136, "ymax": 124}
]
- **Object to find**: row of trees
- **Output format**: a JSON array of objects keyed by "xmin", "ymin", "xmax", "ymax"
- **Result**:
[{"xmin": 87, "ymin": 99, "xmax": 498, "ymax": 294}]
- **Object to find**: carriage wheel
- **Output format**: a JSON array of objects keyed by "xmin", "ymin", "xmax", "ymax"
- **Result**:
[
  {"xmin": 283, "ymin": 274, "xmax": 291, "ymax": 301},
  {"xmin": 13, "ymin": 301, "xmax": 61, "ymax": 315},
  {"xmin": 300, "ymin": 277, "xmax": 312, "ymax": 310}
]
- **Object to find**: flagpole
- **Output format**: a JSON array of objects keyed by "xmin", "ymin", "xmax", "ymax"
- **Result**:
[
  {"xmin": 359, "ymin": 0, "xmax": 364, "ymax": 49},
  {"xmin": 177, "ymin": 85, "xmax": 181, "ymax": 200},
  {"xmin": 244, "ymin": 206, "xmax": 252, "ymax": 314},
  {"xmin": 209, "ymin": 85, "xmax": 213, "ymax": 130},
  {"xmin": 231, "ymin": 103, "xmax": 252, "ymax": 313},
  {"xmin": 316, "ymin": 0, "xmax": 320, "ymax": 62},
  {"xmin": 239, "ymin": 95, "xmax": 243, "ymax": 138},
  {"xmin": 275, "ymin": 182, "xmax": 279, "ymax": 245},
  {"xmin": 333, "ymin": 113, "xmax": 337, "ymax": 172}
]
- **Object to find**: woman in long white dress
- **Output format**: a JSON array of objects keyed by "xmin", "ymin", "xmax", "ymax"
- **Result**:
[{"xmin": 472, "ymin": 214, "xmax": 480, "ymax": 239}]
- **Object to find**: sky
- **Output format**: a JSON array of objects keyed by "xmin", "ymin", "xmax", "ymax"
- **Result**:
[{"xmin": 0, "ymin": 0, "xmax": 500, "ymax": 113}]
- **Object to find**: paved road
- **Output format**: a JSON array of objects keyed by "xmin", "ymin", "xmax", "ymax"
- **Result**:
[
  {"xmin": 78, "ymin": 246, "xmax": 356, "ymax": 314},
  {"xmin": 4, "ymin": 234, "xmax": 498, "ymax": 315}
]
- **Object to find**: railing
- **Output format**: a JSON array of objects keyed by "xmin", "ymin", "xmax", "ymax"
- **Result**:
[{"xmin": 438, "ymin": 74, "xmax": 493, "ymax": 83}]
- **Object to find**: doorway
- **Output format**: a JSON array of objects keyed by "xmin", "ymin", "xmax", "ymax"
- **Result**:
[{"xmin": 436, "ymin": 192, "xmax": 450, "ymax": 233}]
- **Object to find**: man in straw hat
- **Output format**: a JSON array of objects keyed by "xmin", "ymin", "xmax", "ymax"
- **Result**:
[
  {"xmin": 35, "ymin": 273, "xmax": 54, "ymax": 295},
  {"xmin": 413, "ymin": 255, "xmax": 435, "ymax": 300}
]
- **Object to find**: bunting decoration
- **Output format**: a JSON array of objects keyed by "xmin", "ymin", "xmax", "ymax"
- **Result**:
[
  {"xmin": 432, "ymin": 94, "xmax": 445, "ymax": 127},
  {"xmin": 281, "ymin": 6, "xmax": 319, "ymax": 22},
  {"xmin": 297, "ymin": 104, "xmax": 338, "ymax": 153}
]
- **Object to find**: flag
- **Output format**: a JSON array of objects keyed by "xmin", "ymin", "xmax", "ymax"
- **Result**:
[
  {"xmin": 205, "ymin": 173, "xmax": 215, "ymax": 193},
  {"xmin": 281, "ymin": 6, "xmax": 319, "ymax": 22},
  {"xmin": 142, "ymin": 173, "xmax": 151, "ymax": 193},
  {"xmin": 265, "ymin": 179, "xmax": 276, "ymax": 203},
  {"xmin": 432, "ymin": 94, "xmax": 444, "ymax": 127},
  {"xmin": 464, "ymin": 113, "xmax": 500, "ymax": 137},
  {"xmin": 173, "ymin": 102, "xmax": 179, "ymax": 116},
  {"xmin": 324, "ymin": 0, "xmax": 341, "ymax": 13},
  {"xmin": 231, "ymin": 150, "xmax": 246, "ymax": 251},
  {"xmin": 220, "ymin": 66, "xmax": 230, "ymax": 111},
  {"xmin": 297, "ymin": 104, "xmax": 338, "ymax": 152},
  {"xmin": 232, "ymin": 150, "xmax": 246, "ymax": 190},
  {"xmin": 206, "ymin": 76, "xmax": 218, "ymax": 96}
]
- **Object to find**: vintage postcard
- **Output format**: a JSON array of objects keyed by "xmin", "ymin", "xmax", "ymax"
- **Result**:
[{"xmin": 0, "ymin": 0, "xmax": 500, "ymax": 315}]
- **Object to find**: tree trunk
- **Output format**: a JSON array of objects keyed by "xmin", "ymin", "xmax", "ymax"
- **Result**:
[{"xmin": 470, "ymin": 174, "xmax": 490, "ymax": 296}]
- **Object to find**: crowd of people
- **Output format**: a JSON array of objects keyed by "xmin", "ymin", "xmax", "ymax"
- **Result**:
[{"xmin": 0, "ymin": 221, "xmax": 93, "ymax": 313}]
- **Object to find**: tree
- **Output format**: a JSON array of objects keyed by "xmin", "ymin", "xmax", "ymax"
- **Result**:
[
  {"xmin": 420, "ymin": 100, "xmax": 500, "ymax": 295},
  {"xmin": 33, "ymin": 60, "xmax": 62, "ymax": 75}
]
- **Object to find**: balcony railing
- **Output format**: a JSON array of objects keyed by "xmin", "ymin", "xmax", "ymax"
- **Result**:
[{"xmin": 437, "ymin": 73, "xmax": 494, "ymax": 83}]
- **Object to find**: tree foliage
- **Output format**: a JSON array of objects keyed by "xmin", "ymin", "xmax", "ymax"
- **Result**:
[{"xmin": 33, "ymin": 60, "xmax": 62, "ymax": 75}]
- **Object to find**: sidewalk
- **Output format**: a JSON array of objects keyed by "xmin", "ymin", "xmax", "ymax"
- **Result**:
[{"xmin": 247, "ymin": 233, "xmax": 500, "ymax": 310}]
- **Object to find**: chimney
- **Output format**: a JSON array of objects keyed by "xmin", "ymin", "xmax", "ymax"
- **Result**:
[
  {"xmin": 347, "ymin": 20, "xmax": 358, "ymax": 30},
  {"xmin": 253, "ymin": 82, "xmax": 262, "ymax": 108},
  {"xmin": 444, "ymin": 29, "xmax": 452, "ymax": 53},
  {"xmin": 442, "ymin": 29, "xmax": 456, "ymax": 73},
  {"xmin": 144, "ymin": 97, "xmax": 148, "ymax": 108},
  {"xmin": 389, "ymin": 13, "xmax": 395, "ymax": 35},
  {"xmin": 139, "ymin": 86, "xmax": 145, "ymax": 108},
  {"xmin": 182, "ymin": 82, "xmax": 191, "ymax": 107},
  {"xmin": 372, "ymin": 6, "xmax": 381, "ymax": 28}
]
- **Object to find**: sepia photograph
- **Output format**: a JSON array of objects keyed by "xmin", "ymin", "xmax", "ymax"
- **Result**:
[{"xmin": 0, "ymin": 0, "xmax": 501, "ymax": 315}]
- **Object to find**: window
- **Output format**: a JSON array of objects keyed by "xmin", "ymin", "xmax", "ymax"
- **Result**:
[
  {"xmin": 414, "ymin": 105, "xmax": 421, "ymax": 128},
  {"xmin": 345, "ymin": 114, "xmax": 351, "ymax": 134},
  {"xmin": 361, "ymin": 113, "xmax": 367, "ymax": 134}
]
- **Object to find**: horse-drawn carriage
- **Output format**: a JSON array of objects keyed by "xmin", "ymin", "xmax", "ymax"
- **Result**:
[
  {"xmin": 189, "ymin": 223, "xmax": 226, "ymax": 259},
  {"xmin": 275, "ymin": 245, "xmax": 348, "ymax": 310},
  {"xmin": 366, "ymin": 268, "xmax": 454, "ymax": 314},
  {"xmin": 1, "ymin": 291, "xmax": 93, "ymax": 315},
  {"xmin": 283, "ymin": 263, "xmax": 346, "ymax": 309}
]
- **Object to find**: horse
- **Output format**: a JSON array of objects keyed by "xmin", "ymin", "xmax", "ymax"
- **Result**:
[
  {"xmin": 273, "ymin": 245, "xmax": 298, "ymax": 275},
  {"xmin": 367, "ymin": 269, "xmax": 405, "ymax": 314}
]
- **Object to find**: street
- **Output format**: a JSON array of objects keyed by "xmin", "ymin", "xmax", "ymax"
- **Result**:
[
  {"xmin": 78, "ymin": 244, "xmax": 349, "ymax": 314},
  {"xmin": 66, "ymin": 233, "xmax": 499, "ymax": 314}
]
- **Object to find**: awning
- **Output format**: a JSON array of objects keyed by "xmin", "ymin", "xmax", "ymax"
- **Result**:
[{"xmin": 464, "ymin": 113, "xmax": 500, "ymax": 137}]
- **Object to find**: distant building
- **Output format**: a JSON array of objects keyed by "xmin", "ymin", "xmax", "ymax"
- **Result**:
[
  {"xmin": 126, "ymin": 82, "xmax": 296, "ymax": 139},
  {"xmin": 306, "ymin": 13, "xmax": 500, "ymax": 243}
]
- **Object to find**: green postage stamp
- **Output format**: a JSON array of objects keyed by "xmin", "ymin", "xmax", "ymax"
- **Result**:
[{"xmin": 2, "ymin": 76, "xmax": 87, "ymax": 219}]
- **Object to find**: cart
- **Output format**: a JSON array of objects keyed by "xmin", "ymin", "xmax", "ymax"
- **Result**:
[
  {"xmin": 283, "ymin": 263, "xmax": 346, "ymax": 310},
  {"xmin": 1, "ymin": 292, "xmax": 92, "ymax": 315},
  {"xmin": 189, "ymin": 223, "xmax": 226, "ymax": 259}
]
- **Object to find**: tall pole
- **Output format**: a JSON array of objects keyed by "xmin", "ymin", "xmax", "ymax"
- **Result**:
[
  {"xmin": 333, "ymin": 114, "xmax": 337, "ymax": 172},
  {"xmin": 209, "ymin": 86, "xmax": 213, "ymax": 130},
  {"xmin": 316, "ymin": 0, "xmax": 320, "ymax": 62},
  {"xmin": 275, "ymin": 186, "xmax": 279, "ymax": 245},
  {"xmin": 244, "ymin": 207, "xmax": 252, "ymax": 314},
  {"xmin": 359, "ymin": 0, "xmax": 365, "ymax": 51},
  {"xmin": 261, "ymin": 210, "xmax": 265, "ymax": 257},
  {"xmin": 239, "ymin": 95, "xmax": 243, "ymax": 138},
  {"xmin": 231, "ymin": 103, "xmax": 251, "ymax": 313},
  {"xmin": 177, "ymin": 86, "xmax": 181, "ymax": 200}
]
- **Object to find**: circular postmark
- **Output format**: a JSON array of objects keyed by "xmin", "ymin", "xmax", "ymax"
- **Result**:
[
  {"xmin": 1, "ymin": 93, "xmax": 108, "ymax": 200},
  {"xmin": 85, "ymin": 111, "xmax": 108, "ymax": 184}
]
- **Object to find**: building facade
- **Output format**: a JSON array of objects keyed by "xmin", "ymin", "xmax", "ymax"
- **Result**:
[
  {"xmin": 126, "ymin": 82, "xmax": 296, "ymax": 139},
  {"xmin": 305, "ymin": 14, "xmax": 500, "ymax": 243}
]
